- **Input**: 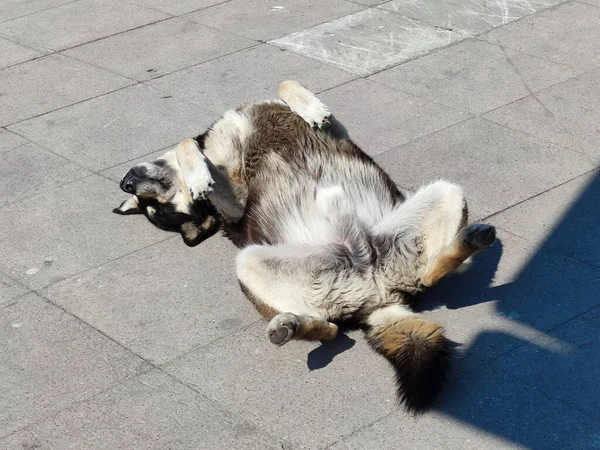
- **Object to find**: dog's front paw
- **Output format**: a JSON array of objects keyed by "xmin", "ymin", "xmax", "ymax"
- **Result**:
[{"xmin": 187, "ymin": 162, "xmax": 215, "ymax": 201}]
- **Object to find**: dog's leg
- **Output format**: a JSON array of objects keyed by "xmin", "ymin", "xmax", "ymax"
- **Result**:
[
  {"xmin": 278, "ymin": 80, "xmax": 331, "ymax": 129},
  {"xmin": 237, "ymin": 244, "xmax": 339, "ymax": 345},
  {"xmin": 421, "ymin": 223, "xmax": 495, "ymax": 287},
  {"xmin": 175, "ymin": 138, "xmax": 214, "ymax": 201},
  {"xmin": 113, "ymin": 196, "xmax": 141, "ymax": 215},
  {"xmin": 374, "ymin": 181, "xmax": 495, "ymax": 287}
]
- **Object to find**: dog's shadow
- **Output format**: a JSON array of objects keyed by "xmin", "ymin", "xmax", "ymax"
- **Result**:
[{"xmin": 306, "ymin": 332, "xmax": 357, "ymax": 371}]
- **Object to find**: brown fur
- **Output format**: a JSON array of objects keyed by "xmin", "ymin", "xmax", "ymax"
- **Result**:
[
  {"xmin": 295, "ymin": 316, "xmax": 339, "ymax": 341},
  {"xmin": 367, "ymin": 317, "xmax": 453, "ymax": 413},
  {"xmin": 238, "ymin": 281, "xmax": 279, "ymax": 320}
]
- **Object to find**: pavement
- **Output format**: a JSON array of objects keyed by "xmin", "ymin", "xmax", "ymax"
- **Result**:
[{"xmin": 0, "ymin": 0, "xmax": 599, "ymax": 448}]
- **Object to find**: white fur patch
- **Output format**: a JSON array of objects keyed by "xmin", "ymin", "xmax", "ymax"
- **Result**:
[
  {"xmin": 367, "ymin": 304, "xmax": 416, "ymax": 327},
  {"xmin": 278, "ymin": 80, "xmax": 331, "ymax": 128}
]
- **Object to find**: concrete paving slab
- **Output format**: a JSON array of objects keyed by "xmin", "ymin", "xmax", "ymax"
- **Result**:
[
  {"xmin": 0, "ymin": 54, "xmax": 132, "ymax": 127},
  {"xmin": 0, "ymin": 0, "xmax": 168, "ymax": 52},
  {"xmin": 330, "ymin": 366, "xmax": 599, "ymax": 450},
  {"xmin": 270, "ymin": 8, "xmax": 465, "ymax": 77},
  {"xmin": 351, "ymin": 0, "xmax": 388, "ymax": 5},
  {"xmin": 318, "ymin": 78, "xmax": 470, "ymax": 156},
  {"xmin": 147, "ymin": 44, "xmax": 357, "ymax": 114},
  {"xmin": 418, "ymin": 231, "xmax": 600, "ymax": 361},
  {"xmin": 0, "ymin": 128, "xmax": 26, "ymax": 154},
  {"xmin": 379, "ymin": 0, "xmax": 565, "ymax": 35},
  {"xmin": 374, "ymin": 117, "xmax": 595, "ymax": 220},
  {"xmin": 1, "ymin": 370, "xmax": 279, "ymax": 450},
  {"xmin": 0, "ymin": 37, "xmax": 42, "ymax": 70},
  {"xmin": 0, "ymin": 175, "xmax": 167, "ymax": 290},
  {"xmin": 370, "ymin": 39, "xmax": 582, "ymax": 115},
  {"xmin": 489, "ymin": 170, "xmax": 600, "ymax": 269},
  {"xmin": 124, "ymin": 0, "xmax": 228, "ymax": 16},
  {"xmin": 493, "ymin": 305, "xmax": 600, "ymax": 422},
  {"xmin": 164, "ymin": 322, "xmax": 402, "ymax": 449},
  {"xmin": 9, "ymin": 83, "xmax": 215, "ymax": 172},
  {"xmin": 64, "ymin": 17, "xmax": 254, "ymax": 82},
  {"xmin": 185, "ymin": 0, "xmax": 364, "ymax": 42},
  {"xmin": 42, "ymin": 235, "xmax": 259, "ymax": 365},
  {"xmin": 0, "ymin": 293, "xmax": 149, "ymax": 438},
  {"xmin": 0, "ymin": 272, "xmax": 27, "ymax": 305},
  {"xmin": 484, "ymin": 69, "xmax": 600, "ymax": 161},
  {"xmin": 0, "ymin": 142, "xmax": 91, "ymax": 208},
  {"xmin": 0, "ymin": 0, "xmax": 75, "ymax": 22},
  {"xmin": 482, "ymin": 2, "xmax": 600, "ymax": 71}
]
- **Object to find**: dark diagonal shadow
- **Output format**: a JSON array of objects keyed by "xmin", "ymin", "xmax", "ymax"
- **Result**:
[
  {"xmin": 428, "ymin": 171, "xmax": 600, "ymax": 449},
  {"xmin": 306, "ymin": 332, "xmax": 356, "ymax": 371}
]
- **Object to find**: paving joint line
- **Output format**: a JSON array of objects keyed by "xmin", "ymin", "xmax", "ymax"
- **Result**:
[{"xmin": 159, "ymin": 367, "xmax": 298, "ymax": 449}]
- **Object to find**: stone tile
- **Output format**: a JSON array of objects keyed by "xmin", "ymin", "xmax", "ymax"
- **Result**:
[
  {"xmin": 494, "ymin": 305, "xmax": 600, "ymax": 422},
  {"xmin": 1, "ymin": 370, "xmax": 279, "ymax": 449},
  {"xmin": 9, "ymin": 84, "xmax": 215, "ymax": 171},
  {"xmin": 42, "ymin": 235, "xmax": 258, "ymax": 365},
  {"xmin": 0, "ymin": 0, "xmax": 168, "ymax": 52},
  {"xmin": 0, "ymin": 142, "xmax": 90, "ymax": 208},
  {"xmin": 380, "ymin": 0, "xmax": 564, "ymax": 35},
  {"xmin": 185, "ymin": 0, "xmax": 364, "ymax": 41},
  {"xmin": 484, "ymin": 70, "xmax": 600, "ymax": 161},
  {"xmin": 318, "ymin": 79, "xmax": 470, "ymax": 156},
  {"xmin": 483, "ymin": 2, "xmax": 600, "ymax": 71},
  {"xmin": 0, "ymin": 175, "xmax": 167, "ymax": 290},
  {"xmin": 64, "ymin": 17, "xmax": 254, "ymax": 81},
  {"xmin": 0, "ymin": 0, "xmax": 75, "ymax": 22},
  {"xmin": 331, "ymin": 366, "xmax": 599, "ymax": 450},
  {"xmin": 164, "ymin": 322, "xmax": 403, "ymax": 448},
  {"xmin": 0, "ymin": 128, "xmax": 26, "ymax": 154},
  {"xmin": 374, "ymin": 117, "xmax": 594, "ymax": 219},
  {"xmin": 350, "ymin": 0, "xmax": 388, "ymax": 5},
  {"xmin": 147, "ymin": 44, "xmax": 357, "ymax": 113},
  {"xmin": 123, "ymin": 0, "xmax": 227, "ymax": 15},
  {"xmin": 0, "ymin": 37, "xmax": 42, "ymax": 70},
  {"xmin": 416, "ymin": 231, "xmax": 600, "ymax": 361},
  {"xmin": 489, "ymin": 170, "xmax": 600, "ymax": 269},
  {"xmin": 0, "ymin": 54, "xmax": 132, "ymax": 127},
  {"xmin": 370, "ymin": 39, "xmax": 581, "ymax": 115},
  {"xmin": 270, "ymin": 8, "xmax": 465, "ymax": 77},
  {"xmin": 0, "ymin": 272, "xmax": 27, "ymax": 305},
  {"xmin": 0, "ymin": 294, "xmax": 149, "ymax": 437}
]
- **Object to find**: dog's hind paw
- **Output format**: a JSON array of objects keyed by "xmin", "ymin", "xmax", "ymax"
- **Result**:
[{"xmin": 267, "ymin": 312, "xmax": 300, "ymax": 346}]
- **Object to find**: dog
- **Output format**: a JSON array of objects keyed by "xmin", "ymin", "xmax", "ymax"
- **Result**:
[{"xmin": 114, "ymin": 81, "xmax": 496, "ymax": 412}]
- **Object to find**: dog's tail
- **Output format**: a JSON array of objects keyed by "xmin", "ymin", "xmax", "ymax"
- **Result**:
[{"xmin": 365, "ymin": 307, "xmax": 453, "ymax": 413}]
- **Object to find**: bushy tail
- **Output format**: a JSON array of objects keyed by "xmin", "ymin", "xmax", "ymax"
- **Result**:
[{"xmin": 366, "ymin": 312, "xmax": 453, "ymax": 413}]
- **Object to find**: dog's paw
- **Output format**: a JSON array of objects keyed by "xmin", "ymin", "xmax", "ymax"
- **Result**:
[
  {"xmin": 279, "ymin": 80, "xmax": 331, "ymax": 128},
  {"xmin": 267, "ymin": 312, "xmax": 300, "ymax": 346},
  {"xmin": 297, "ymin": 99, "xmax": 331, "ymax": 129},
  {"xmin": 461, "ymin": 224, "xmax": 496, "ymax": 250},
  {"xmin": 186, "ymin": 160, "xmax": 215, "ymax": 201}
]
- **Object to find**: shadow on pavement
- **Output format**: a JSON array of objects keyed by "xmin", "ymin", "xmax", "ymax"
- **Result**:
[{"xmin": 427, "ymin": 171, "xmax": 600, "ymax": 449}]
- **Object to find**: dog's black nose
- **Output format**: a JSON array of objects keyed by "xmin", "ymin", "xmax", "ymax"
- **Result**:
[{"xmin": 120, "ymin": 178, "xmax": 134, "ymax": 193}]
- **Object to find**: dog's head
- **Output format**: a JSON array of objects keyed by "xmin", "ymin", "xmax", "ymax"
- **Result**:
[{"xmin": 113, "ymin": 137, "xmax": 219, "ymax": 247}]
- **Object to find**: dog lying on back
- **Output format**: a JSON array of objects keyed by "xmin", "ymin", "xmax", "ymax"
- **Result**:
[{"xmin": 114, "ymin": 81, "xmax": 496, "ymax": 412}]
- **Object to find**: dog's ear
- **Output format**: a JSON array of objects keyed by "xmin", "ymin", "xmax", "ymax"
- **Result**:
[
  {"xmin": 180, "ymin": 221, "xmax": 203, "ymax": 247},
  {"xmin": 113, "ymin": 196, "xmax": 141, "ymax": 215},
  {"xmin": 180, "ymin": 217, "xmax": 219, "ymax": 247}
]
